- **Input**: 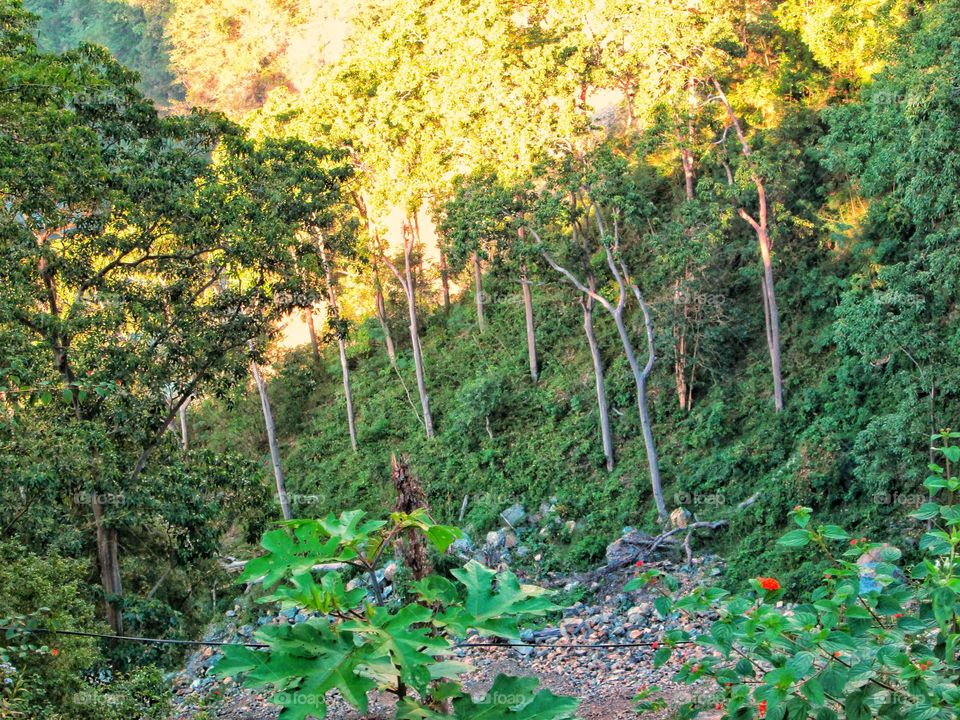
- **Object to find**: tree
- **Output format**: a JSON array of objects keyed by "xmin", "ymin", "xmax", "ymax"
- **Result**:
[
  {"xmin": 0, "ymin": 13, "xmax": 351, "ymax": 630},
  {"xmin": 533, "ymin": 148, "xmax": 669, "ymax": 521},
  {"xmin": 382, "ymin": 222, "xmax": 435, "ymax": 439},
  {"xmin": 437, "ymin": 172, "xmax": 541, "ymax": 379}
]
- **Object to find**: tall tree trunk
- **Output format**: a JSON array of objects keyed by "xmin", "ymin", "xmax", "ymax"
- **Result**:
[
  {"xmin": 712, "ymin": 77, "xmax": 784, "ymax": 411},
  {"xmin": 178, "ymin": 396, "xmax": 190, "ymax": 451},
  {"xmin": 373, "ymin": 267, "xmax": 397, "ymax": 367},
  {"xmin": 320, "ymin": 246, "xmax": 358, "ymax": 452},
  {"xmin": 305, "ymin": 310, "xmax": 321, "ymax": 364},
  {"xmin": 439, "ymin": 249, "xmax": 451, "ymax": 314},
  {"xmin": 385, "ymin": 223, "xmax": 434, "ymax": 438},
  {"xmin": 615, "ymin": 261, "xmax": 667, "ymax": 523},
  {"xmin": 582, "ymin": 289, "xmax": 614, "ymax": 471},
  {"xmin": 250, "ymin": 348, "xmax": 292, "ymax": 520},
  {"xmin": 473, "ymin": 252, "xmax": 486, "ymax": 333},
  {"xmin": 520, "ymin": 264, "xmax": 538, "ymax": 383},
  {"xmin": 92, "ymin": 496, "xmax": 124, "ymax": 634},
  {"xmin": 675, "ymin": 81, "xmax": 697, "ymax": 411}
]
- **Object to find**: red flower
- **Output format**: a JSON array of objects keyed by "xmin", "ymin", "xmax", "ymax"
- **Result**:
[
  {"xmin": 50, "ymin": 648, "xmax": 59, "ymax": 657},
  {"xmin": 850, "ymin": 538, "xmax": 858, "ymax": 545},
  {"xmin": 651, "ymin": 641, "xmax": 660, "ymax": 650},
  {"xmin": 715, "ymin": 703, "xmax": 723, "ymax": 710},
  {"xmin": 758, "ymin": 700, "xmax": 767, "ymax": 718},
  {"xmin": 635, "ymin": 560, "xmax": 644, "ymax": 567},
  {"xmin": 758, "ymin": 577, "xmax": 781, "ymax": 592}
]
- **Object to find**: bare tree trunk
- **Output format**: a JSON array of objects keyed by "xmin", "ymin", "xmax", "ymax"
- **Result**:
[
  {"xmin": 250, "ymin": 348, "xmax": 292, "ymax": 520},
  {"xmin": 521, "ymin": 265, "xmax": 538, "ymax": 382},
  {"xmin": 178, "ymin": 396, "xmax": 190, "ymax": 451},
  {"xmin": 373, "ymin": 267, "xmax": 397, "ymax": 367},
  {"xmin": 92, "ymin": 496, "xmax": 124, "ymax": 634},
  {"xmin": 305, "ymin": 310, "xmax": 321, "ymax": 364},
  {"xmin": 473, "ymin": 253, "xmax": 486, "ymax": 333},
  {"xmin": 675, "ymin": 81, "xmax": 697, "ymax": 411},
  {"xmin": 385, "ymin": 223, "xmax": 434, "ymax": 438},
  {"xmin": 582, "ymin": 289, "xmax": 614, "ymax": 471},
  {"xmin": 439, "ymin": 248, "xmax": 451, "ymax": 314},
  {"xmin": 336, "ymin": 334, "xmax": 358, "ymax": 452},
  {"xmin": 713, "ymin": 77, "xmax": 784, "ymax": 411},
  {"xmin": 320, "ymin": 246, "xmax": 358, "ymax": 452}
]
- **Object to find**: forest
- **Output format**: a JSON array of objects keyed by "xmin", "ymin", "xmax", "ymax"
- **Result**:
[{"xmin": 3, "ymin": 0, "xmax": 960, "ymax": 717}]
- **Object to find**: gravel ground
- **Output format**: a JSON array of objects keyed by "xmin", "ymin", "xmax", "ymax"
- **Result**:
[{"xmin": 169, "ymin": 557, "xmax": 726, "ymax": 720}]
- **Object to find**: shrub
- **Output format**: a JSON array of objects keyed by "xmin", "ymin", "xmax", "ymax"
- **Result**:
[
  {"xmin": 633, "ymin": 430, "xmax": 960, "ymax": 718},
  {"xmin": 213, "ymin": 509, "xmax": 578, "ymax": 719}
]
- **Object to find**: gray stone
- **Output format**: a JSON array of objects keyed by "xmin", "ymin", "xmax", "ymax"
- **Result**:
[{"xmin": 501, "ymin": 503, "xmax": 527, "ymax": 527}]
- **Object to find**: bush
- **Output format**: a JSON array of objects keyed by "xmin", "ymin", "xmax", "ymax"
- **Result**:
[
  {"xmin": 213, "ymin": 509, "xmax": 579, "ymax": 719},
  {"xmin": 634, "ymin": 431, "xmax": 960, "ymax": 718}
]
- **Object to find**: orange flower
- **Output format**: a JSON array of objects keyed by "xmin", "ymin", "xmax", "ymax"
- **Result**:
[
  {"xmin": 758, "ymin": 577, "xmax": 781, "ymax": 591},
  {"xmin": 758, "ymin": 700, "xmax": 767, "ymax": 718},
  {"xmin": 50, "ymin": 648, "xmax": 59, "ymax": 657}
]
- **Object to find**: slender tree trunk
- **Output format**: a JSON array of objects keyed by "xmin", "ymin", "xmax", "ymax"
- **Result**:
[
  {"xmin": 615, "ymin": 266, "xmax": 668, "ymax": 523},
  {"xmin": 250, "ymin": 348, "xmax": 292, "ymax": 520},
  {"xmin": 336, "ymin": 338, "xmax": 358, "ymax": 451},
  {"xmin": 92, "ymin": 497, "xmax": 124, "ymax": 634},
  {"xmin": 321, "ymin": 247, "xmax": 358, "ymax": 452},
  {"xmin": 473, "ymin": 253, "xmax": 486, "ymax": 333},
  {"xmin": 305, "ymin": 310, "xmax": 321, "ymax": 364},
  {"xmin": 520, "ymin": 265, "xmax": 538, "ymax": 383},
  {"xmin": 178, "ymin": 396, "xmax": 190, "ymax": 451},
  {"xmin": 385, "ymin": 224, "xmax": 434, "ymax": 438},
  {"xmin": 713, "ymin": 77, "xmax": 784, "ymax": 412},
  {"xmin": 439, "ymin": 249, "xmax": 451, "ymax": 314},
  {"xmin": 675, "ymin": 83, "xmax": 697, "ymax": 411},
  {"xmin": 373, "ymin": 267, "xmax": 397, "ymax": 367},
  {"xmin": 582, "ymin": 289, "xmax": 614, "ymax": 471}
]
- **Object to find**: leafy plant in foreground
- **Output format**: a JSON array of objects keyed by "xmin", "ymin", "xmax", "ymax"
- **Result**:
[
  {"xmin": 212, "ymin": 509, "xmax": 577, "ymax": 719},
  {"xmin": 633, "ymin": 431, "xmax": 960, "ymax": 718}
]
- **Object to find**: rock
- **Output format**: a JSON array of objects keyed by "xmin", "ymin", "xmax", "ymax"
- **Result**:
[
  {"xmin": 485, "ymin": 529, "xmax": 505, "ymax": 548},
  {"xmin": 564, "ymin": 520, "xmax": 577, "ymax": 534},
  {"xmin": 563, "ymin": 580, "xmax": 581, "ymax": 593},
  {"xmin": 605, "ymin": 529, "xmax": 656, "ymax": 569},
  {"xmin": 670, "ymin": 507, "xmax": 691, "ymax": 529},
  {"xmin": 504, "ymin": 531, "xmax": 518, "ymax": 549},
  {"xmin": 501, "ymin": 504, "xmax": 527, "ymax": 527},
  {"xmin": 451, "ymin": 533, "xmax": 473, "ymax": 556},
  {"xmin": 383, "ymin": 561, "xmax": 398, "ymax": 581}
]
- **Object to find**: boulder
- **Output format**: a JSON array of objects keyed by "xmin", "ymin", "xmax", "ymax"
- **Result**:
[
  {"xmin": 501, "ymin": 503, "xmax": 527, "ymax": 527},
  {"xmin": 605, "ymin": 529, "xmax": 656, "ymax": 569}
]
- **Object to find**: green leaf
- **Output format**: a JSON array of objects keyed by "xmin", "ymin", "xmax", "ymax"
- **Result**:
[
  {"xmin": 910, "ymin": 503, "xmax": 940, "ymax": 521},
  {"xmin": 821, "ymin": 525, "xmax": 849, "ymax": 540},
  {"xmin": 802, "ymin": 678, "xmax": 825, "ymax": 708},
  {"xmin": 401, "ymin": 674, "xmax": 579, "ymax": 719},
  {"xmin": 778, "ymin": 529, "xmax": 811, "ymax": 547},
  {"xmin": 931, "ymin": 587, "xmax": 956, "ymax": 627},
  {"xmin": 438, "ymin": 561, "xmax": 556, "ymax": 640},
  {"xmin": 653, "ymin": 646, "xmax": 672, "ymax": 668},
  {"xmin": 342, "ymin": 604, "xmax": 450, "ymax": 694}
]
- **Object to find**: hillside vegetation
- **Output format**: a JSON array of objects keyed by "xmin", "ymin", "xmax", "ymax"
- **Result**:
[{"xmin": 4, "ymin": 0, "xmax": 960, "ymax": 716}]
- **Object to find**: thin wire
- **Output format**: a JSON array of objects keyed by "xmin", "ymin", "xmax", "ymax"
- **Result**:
[{"xmin": 0, "ymin": 626, "xmax": 693, "ymax": 651}]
